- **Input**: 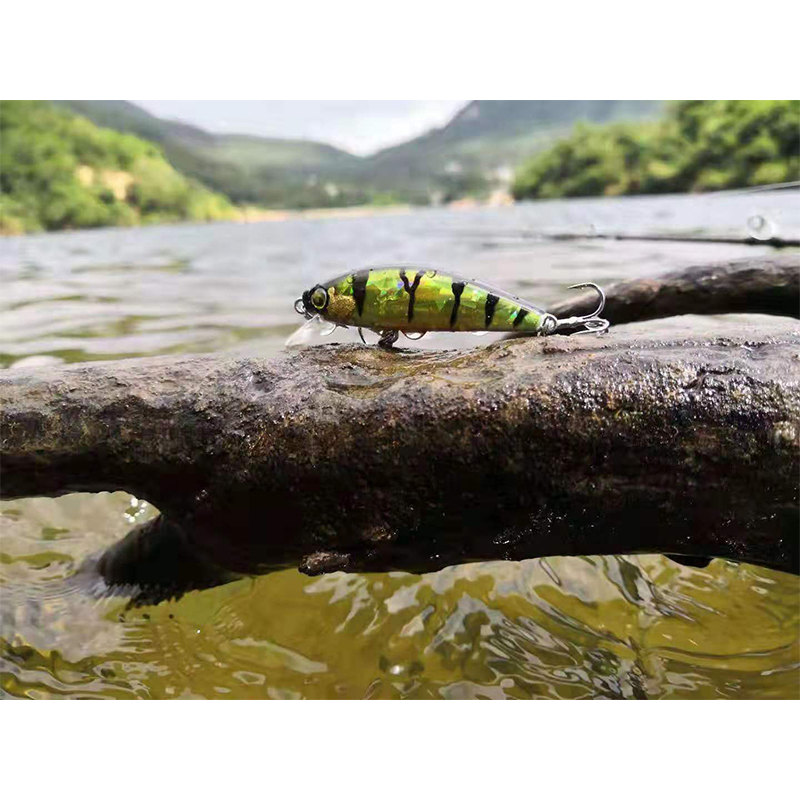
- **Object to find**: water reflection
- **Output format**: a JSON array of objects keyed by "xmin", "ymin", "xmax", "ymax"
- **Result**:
[{"xmin": 1, "ymin": 492, "xmax": 797, "ymax": 699}]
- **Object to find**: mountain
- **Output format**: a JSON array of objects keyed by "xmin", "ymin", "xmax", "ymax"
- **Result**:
[
  {"xmin": 54, "ymin": 101, "xmax": 367, "ymax": 208},
  {"xmin": 363, "ymin": 101, "xmax": 662, "ymax": 198},
  {"xmin": 53, "ymin": 100, "xmax": 214, "ymax": 149},
  {"xmin": 369, "ymin": 100, "xmax": 660, "ymax": 170},
  {"xmin": 55, "ymin": 100, "xmax": 663, "ymax": 207},
  {"xmin": 0, "ymin": 101, "xmax": 235, "ymax": 234}
]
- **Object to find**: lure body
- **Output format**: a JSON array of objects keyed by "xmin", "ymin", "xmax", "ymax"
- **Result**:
[
  {"xmin": 295, "ymin": 266, "xmax": 609, "ymax": 347},
  {"xmin": 301, "ymin": 267, "xmax": 551, "ymax": 334}
]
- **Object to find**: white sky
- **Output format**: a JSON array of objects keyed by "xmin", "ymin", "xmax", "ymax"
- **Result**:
[{"xmin": 135, "ymin": 100, "xmax": 468, "ymax": 156}]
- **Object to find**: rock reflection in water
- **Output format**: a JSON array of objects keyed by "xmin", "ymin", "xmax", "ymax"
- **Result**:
[{"xmin": 1, "ymin": 492, "xmax": 797, "ymax": 699}]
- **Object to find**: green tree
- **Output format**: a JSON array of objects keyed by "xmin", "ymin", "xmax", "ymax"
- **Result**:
[
  {"xmin": 0, "ymin": 100, "xmax": 237, "ymax": 233},
  {"xmin": 512, "ymin": 100, "xmax": 800, "ymax": 200}
]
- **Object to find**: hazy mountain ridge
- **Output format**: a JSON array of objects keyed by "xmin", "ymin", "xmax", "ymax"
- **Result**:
[
  {"xmin": 364, "ymin": 101, "xmax": 661, "ymax": 178},
  {"xmin": 374, "ymin": 100, "xmax": 660, "ymax": 156},
  {"xmin": 53, "ymin": 100, "xmax": 215, "ymax": 148},
  {"xmin": 54, "ymin": 101, "xmax": 367, "ymax": 208},
  {"xmin": 55, "ymin": 100, "xmax": 663, "ymax": 207}
]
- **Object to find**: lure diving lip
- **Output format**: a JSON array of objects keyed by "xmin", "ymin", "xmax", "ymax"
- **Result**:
[{"xmin": 294, "ymin": 267, "xmax": 609, "ymax": 348}]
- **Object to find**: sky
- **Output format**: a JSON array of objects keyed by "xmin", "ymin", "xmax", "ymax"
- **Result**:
[{"xmin": 135, "ymin": 100, "xmax": 468, "ymax": 156}]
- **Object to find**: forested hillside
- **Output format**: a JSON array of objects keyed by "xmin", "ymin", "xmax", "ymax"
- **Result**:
[
  {"xmin": 0, "ymin": 101, "xmax": 236, "ymax": 234},
  {"xmin": 54, "ymin": 101, "xmax": 371, "ymax": 209},
  {"xmin": 512, "ymin": 100, "xmax": 800, "ymax": 199}
]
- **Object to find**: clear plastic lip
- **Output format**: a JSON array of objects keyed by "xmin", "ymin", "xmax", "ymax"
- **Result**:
[{"xmin": 285, "ymin": 315, "xmax": 338, "ymax": 348}]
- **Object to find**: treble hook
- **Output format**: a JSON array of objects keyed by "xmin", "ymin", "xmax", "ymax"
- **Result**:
[{"xmin": 550, "ymin": 282, "xmax": 609, "ymax": 335}]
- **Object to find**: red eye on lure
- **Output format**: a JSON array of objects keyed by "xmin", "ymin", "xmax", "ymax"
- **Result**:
[{"xmin": 293, "ymin": 267, "xmax": 609, "ymax": 349}]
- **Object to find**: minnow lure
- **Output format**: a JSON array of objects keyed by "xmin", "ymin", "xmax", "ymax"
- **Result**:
[{"xmin": 294, "ymin": 267, "xmax": 609, "ymax": 348}]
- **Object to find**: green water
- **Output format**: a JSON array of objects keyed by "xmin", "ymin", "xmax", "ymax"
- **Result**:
[
  {"xmin": 2, "ymin": 492, "xmax": 797, "ymax": 698},
  {"xmin": 1, "ymin": 198, "xmax": 798, "ymax": 699}
]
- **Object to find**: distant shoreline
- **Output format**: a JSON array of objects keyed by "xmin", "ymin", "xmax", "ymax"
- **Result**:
[
  {"xmin": 235, "ymin": 193, "xmax": 514, "ymax": 223},
  {"xmin": 1, "ymin": 196, "xmax": 517, "ymax": 236},
  {"xmin": 235, "ymin": 203, "xmax": 415, "ymax": 223},
  {"xmin": 0, "ymin": 203, "xmax": 418, "ymax": 236}
]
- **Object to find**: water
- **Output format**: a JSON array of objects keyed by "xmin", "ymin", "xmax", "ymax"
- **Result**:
[{"xmin": 1, "ymin": 193, "xmax": 798, "ymax": 699}]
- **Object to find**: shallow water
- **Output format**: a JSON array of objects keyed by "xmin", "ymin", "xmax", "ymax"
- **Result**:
[{"xmin": 1, "ymin": 194, "xmax": 798, "ymax": 699}]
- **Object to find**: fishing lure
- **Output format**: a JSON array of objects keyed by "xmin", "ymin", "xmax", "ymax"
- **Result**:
[{"xmin": 294, "ymin": 267, "xmax": 609, "ymax": 348}]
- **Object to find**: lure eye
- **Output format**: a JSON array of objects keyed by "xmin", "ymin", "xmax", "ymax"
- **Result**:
[{"xmin": 310, "ymin": 286, "xmax": 329, "ymax": 311}]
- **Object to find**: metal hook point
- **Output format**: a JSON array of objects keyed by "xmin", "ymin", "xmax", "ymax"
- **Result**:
[
  {"xmin": 566, "ymin": 282, "xmax": 606, "ymax": 320},
  {"xmin": 553, "ymin": 282, "xmax": 610, "ymax": 335}
]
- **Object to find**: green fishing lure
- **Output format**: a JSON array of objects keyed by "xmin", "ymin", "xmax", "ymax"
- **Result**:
[{"xmin": 294, "ymin": 267, "xmax": 609, "ymax": 348}]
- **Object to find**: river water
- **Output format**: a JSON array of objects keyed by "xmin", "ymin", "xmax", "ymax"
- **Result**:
[{"xmin": 1, "ymin": 193, "xmax": 798, "ymax": 699}]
